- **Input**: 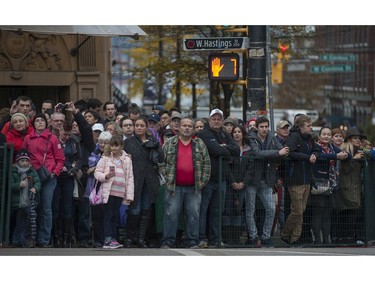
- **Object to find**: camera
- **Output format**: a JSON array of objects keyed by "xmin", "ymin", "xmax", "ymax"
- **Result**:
[{"xmin": 56, "ymin": 103, "xmax": 66, "ymax": 111}]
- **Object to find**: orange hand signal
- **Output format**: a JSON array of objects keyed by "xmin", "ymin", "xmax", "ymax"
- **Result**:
[{"xmin": 211, "ymin": 57, "xmax": 224, "ymax": 77}]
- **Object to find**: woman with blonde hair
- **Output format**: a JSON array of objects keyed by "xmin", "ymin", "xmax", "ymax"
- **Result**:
[{"xmin": 337, "ymin": 127, "xmax": 365, "ymax": 244}]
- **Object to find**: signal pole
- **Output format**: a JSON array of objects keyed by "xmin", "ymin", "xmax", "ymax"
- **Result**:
[{"xmin": 247, "ymin": 26, "xmax": 267, "ymax": 119}]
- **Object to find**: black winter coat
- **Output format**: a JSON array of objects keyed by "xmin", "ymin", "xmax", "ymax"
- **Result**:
[
  {"xmin": 124, "ymin": 135, "xmax": 164, "ymax": 206},
  {"xmin": 197, "ymin": 126, "xmax": 240, "ymax": 182}
]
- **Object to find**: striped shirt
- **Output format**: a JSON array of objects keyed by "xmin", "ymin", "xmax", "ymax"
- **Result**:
[{"xmin": 109, "ymin": 159, "xmax": 126, "ymax": 198}]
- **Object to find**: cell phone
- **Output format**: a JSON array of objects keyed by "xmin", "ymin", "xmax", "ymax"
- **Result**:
[{"xmin": 110, "ymin": 166, "xmax": 115, "ymax": 173}]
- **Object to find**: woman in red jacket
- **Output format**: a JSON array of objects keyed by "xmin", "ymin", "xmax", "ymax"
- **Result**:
[
  {"xmin": 6, "ymin": 113, "xmax": 34, "ymax": 160},
  {"xmin": 23, "ymin": 113, "xmax": 65, "ymax": 247}
]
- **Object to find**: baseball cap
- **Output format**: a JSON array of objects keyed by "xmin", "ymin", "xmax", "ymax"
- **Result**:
[
  {"xmin": 148, "ymin": 113, "xmax": 160, "ymax": 123},
  {"xmin": 209, "ymin": 108, "xmax": 223, "ymax": 118},
  {"xmin": 171, "ymin": 112, "xmax": 182, "ymax": 120},
  {"xmin": 276, "ymin": 120, "xmax": 290, "ymax": 129},
  {"xmin": 92, "ymin": 123, "xmax": 104, "ymax": 132},
  {"xmin": 16, "ymin": 149, "xmax": 30, "ymax": 162}
]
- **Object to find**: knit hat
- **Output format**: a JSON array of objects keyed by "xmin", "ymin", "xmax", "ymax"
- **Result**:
[
  {"xmin": 247, "ymin": 118, "xmax": 257, "ymax": 126},
  {"xmin": 32, "ymin": 112, "xmax": 48, "ymax": 129},
  {"xmin": 223, "ymin": 117, "xmax": 238, "ymax": 126},
  {"xmin": 11, "ymin": 113, "xmax": 28, "ymax": 125},
  {"xmin": 16, "ymin": 148, "xmax": 30, "ymax": 162}
]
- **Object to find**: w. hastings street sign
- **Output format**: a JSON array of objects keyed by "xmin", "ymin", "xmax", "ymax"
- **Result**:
[{"xmin": 183, "ymin": 37, "xmax": 248, "ymax": 51}]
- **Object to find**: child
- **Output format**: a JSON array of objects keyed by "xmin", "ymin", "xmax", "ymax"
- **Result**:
[
  {"xmin": 94, "ymin": 135, "xmax": 134, "ymax": 249},
  {"xmin": 10, "ymin": 149, "xmax": 41, "ymax": 247}
]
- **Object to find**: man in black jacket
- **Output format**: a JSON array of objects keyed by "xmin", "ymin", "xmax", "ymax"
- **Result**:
[{"xmin": 197, "ymin": 109, "xmax": 240, "ymax": 247}]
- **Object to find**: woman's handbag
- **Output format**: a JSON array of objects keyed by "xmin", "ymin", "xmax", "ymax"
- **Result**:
[
  {"xmin": 37, "ymin": 135, "xmax": 51, "ymax": 184},
  {"xmin": 37, "ymin": 164, "xmax": 51, "ymax": 184},
  {"xmin": 89, "ymin": 180, "xmax": 103, "ymax": 206},
  {"xmin": 311, "ymin": 178, "xmax": 331, "ymax": 195}
]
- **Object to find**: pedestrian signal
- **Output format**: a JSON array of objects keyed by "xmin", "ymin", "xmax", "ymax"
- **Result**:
[{"xmin": 208, "ymin": 53, "xmax": 239, "ymax": 81}]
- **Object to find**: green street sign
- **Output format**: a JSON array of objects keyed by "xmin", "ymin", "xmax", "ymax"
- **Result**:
[
  {"xmin": 310, "ymin": 64, "xmax": 355, "ymax": 73},
  {"xmin": 319, "ymin": 54, "xmax": 357, "ymax": 62}
]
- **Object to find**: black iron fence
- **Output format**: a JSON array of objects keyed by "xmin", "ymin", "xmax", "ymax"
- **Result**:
[
  {"xmin": 0, "ymin": 144, "xmax": 13, "ymax": 246},
  {"xmin": 1, "ymin": 149, "xmax": 375, "ymax": 248},
  {"xmin": 217, "ymin": 155, "xmax": 375, "ymax": 247}
]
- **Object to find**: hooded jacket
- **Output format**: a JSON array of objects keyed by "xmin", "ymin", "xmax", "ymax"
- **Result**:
[{"xmin": 94, "ymin": 150, "xmax": 134, "ymax": 205}]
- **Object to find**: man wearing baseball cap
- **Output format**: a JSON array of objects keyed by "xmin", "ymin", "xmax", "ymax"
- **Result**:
[{"xmin": 196, "ymin": 108, "xmax": 240, "ymax": 248}]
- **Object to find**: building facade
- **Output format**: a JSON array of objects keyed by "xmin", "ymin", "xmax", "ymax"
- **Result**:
[{"xmin": 0, "ymin": 29, "xmax": 112, "ymax": 110}]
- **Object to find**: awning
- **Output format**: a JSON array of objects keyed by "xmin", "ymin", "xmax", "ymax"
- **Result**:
[{"xmin": 0, "ymin": 25, "xmax": 147, "ymax": 37}]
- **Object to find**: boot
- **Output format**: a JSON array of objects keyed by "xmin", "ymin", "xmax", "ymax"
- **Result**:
[
  {"xmin": 52, "ymin": 219, "xmax": 61, "ymax": 248},
  {"xmin": 117, "ymin": 227, "xmax": 126, "ymax": 245},
  {"xmin": 62, "ymin": 219, "xmax": 72, "ymax": 248},
  {"xmin": 137, "ymin": 209, "xmax": 150, "ymax": 248},
  {"xmin": 222, "ymin": 225, "xmax": 231, "ymax": 244},
  {"xmin": 125, "ymin": 214, "xmax": 139, "ymax": 248},
  {"xmin": 232, "ymin": 226, "xmax": 241, "ymax": 245}
]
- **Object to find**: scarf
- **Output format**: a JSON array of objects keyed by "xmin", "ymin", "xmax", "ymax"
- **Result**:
[
  {"xmin": 16, "ymin": 164, "xmax": 30, "ymax": 208},
  {"xmin": 318, "ymin": 141, "xmax": 338, "ymax": 190}
]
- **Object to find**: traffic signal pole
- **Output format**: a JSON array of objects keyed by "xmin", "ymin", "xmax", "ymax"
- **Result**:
[{"xmin": 247, "ymin": 26, "xmax": 267, "ymax": 119}]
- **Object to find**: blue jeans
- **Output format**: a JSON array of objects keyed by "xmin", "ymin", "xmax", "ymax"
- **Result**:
[
  {"xmin": 12, "ymin": 208, "xmax": 30, "ymax": 245},
  {"xmin": 53, "ymin": 177, "xmax": 74, "ymax": 219},
  {"xmin": 162, "ymin": 186, "xmax": 201, "ymax": 247},
  {"xmin": 37, "ymin": 177, "xmax": 57, "ymax": 245},
  {"xmin": 199, "ymin": 180, "xmax": 226, "ymax": 246},
  {"xmin": 102, "ymin": 195, "xmax": 123, "ymax": 241},
  {"xmin": 245, "ymin": 181, "xmax": 275, "ymax": 240}
]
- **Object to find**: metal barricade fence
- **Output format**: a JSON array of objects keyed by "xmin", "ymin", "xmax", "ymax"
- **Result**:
[
  {"xmin": 0, "ymin": 144, "xmax": 13, "ymax": 246},
  {"xmin": 217, "ymin": 155, "xmax": 375, "ymax": 248}
]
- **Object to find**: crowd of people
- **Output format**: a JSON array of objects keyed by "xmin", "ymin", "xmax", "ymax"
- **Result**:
[{"xmin": 2, "ymin": 95, "xmax": 375, "ymax": 249}]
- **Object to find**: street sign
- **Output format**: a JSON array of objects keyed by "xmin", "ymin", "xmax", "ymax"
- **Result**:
[
  {"xmin": 183, "ymin": 37, "xmax": 248, "ymax": 51},
  {"xmin": 208, "ymin": 53, "xmax": 239, "ymax": 81},
  {"xmin": 310, "ymin": 64, "xmax": 355, "ymax": 73},
  {"xmin": 319, "ymin": 54, "xmax": 357, "ymax": 62}
]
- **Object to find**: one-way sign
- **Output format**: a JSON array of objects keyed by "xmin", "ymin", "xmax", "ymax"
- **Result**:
[{"xmin": 183, "ymin": 37, "xmax": 248, "ymax": 51}]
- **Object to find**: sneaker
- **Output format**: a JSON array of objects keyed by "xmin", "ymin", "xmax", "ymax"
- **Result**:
[
  {"xmin": 261, "ymin": 238, "xmax": 274, "ymax": 248},
  {"xmin": 208, "ymin": 242, "xmax": 227, "ymax": 248},
  {"xmin": 198, "ymin": 240, "xmax": 208, "ymax": 248},
  {"xmin": 246, "ymin": 238, "xmax": 261, "ymax": 248},
  {"xmin": 103, "ymin": 239, "xmax": 123, "ymax": 249}
]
